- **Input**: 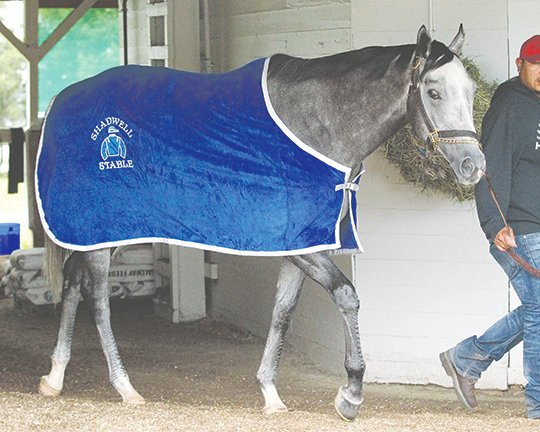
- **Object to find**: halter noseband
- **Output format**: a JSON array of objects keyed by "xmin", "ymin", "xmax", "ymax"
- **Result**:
[{"xmin": 407, "ymin": 55, "xmax": 479, "ymax": 151}]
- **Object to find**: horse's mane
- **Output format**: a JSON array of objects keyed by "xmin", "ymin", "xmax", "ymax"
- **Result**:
[{"xmin": 267, "ymin": 40, "xmax": 455, "ymax": 83}]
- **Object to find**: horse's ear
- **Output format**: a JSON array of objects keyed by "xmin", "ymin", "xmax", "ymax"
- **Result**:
[
  {"xmin": 416, "ymin": 25, "xmax": 432, "ymax": 59},
  {"xmin": 448, "ymin": 24, "xmax": 465, "ymax": 56}
]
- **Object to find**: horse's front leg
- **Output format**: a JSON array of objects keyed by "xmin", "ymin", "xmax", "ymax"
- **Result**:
[
  {"xmin": 80, "ymin": 250, "xmax": 144, "ymax": 404},
  {"xmin": 257, "ymin": 260, "xmax": 306, "ymax": 414},
  {"xmin": 40, "ymin": 253, "xmax": 82, "ymax": 397},
  {"xmin": 289, "ymin": 252, "xmax": 365, "ymax": 421}
]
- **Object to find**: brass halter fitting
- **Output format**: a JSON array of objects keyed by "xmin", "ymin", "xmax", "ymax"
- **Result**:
[{"xmin": 427, "ymin": 130, "xmax": 440, "ymax": 151}]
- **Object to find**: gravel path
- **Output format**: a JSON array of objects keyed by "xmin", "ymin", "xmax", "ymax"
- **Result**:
[{"xmin": 0, "ymin": 298, "xmax": 535, "ymax": 431}]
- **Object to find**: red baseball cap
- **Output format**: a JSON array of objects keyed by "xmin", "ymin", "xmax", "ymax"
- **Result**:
[{"xmin": 520, "ymin": 35, "xmax": 540, "ymax": 62}]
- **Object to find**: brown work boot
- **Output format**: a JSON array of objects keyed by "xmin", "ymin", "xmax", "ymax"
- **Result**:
[{"xmin": 440, "ymin": 349, "xmax": 478, "ymax": 409}]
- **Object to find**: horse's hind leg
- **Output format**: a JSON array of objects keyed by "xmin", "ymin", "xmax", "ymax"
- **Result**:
[
  {"xmin": 40, "ymin": 252, "xmax": 82, "ymax": 397},
  {"xmin": 257, "ymin": 260, "xmax": 306, "ymax": 414},
  {"xmin": 289, "ymin": 253, "xmax": 365, "ymax": 422},
  {"xmin": 80, "ymin": 250, "xmax": 144, "ymax": 404}
]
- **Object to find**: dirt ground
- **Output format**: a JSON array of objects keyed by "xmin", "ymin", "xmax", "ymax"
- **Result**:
[{"xmin": 0, "ymin": 298, "xmax": 536, "ymax": 432}]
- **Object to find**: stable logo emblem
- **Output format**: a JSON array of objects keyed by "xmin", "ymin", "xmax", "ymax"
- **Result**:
[
  {"xmin": 101, "ymin": 126, "xmax": 127, "ymax": 160},
  {"xmin": 90, "ymin": 117, "xmax": 135, "ymax": 171}
]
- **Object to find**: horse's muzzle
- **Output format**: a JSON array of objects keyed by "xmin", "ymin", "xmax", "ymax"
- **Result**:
[{"xmin": 458, "ymin": 156, "xmax": 485, "ymax": 185}]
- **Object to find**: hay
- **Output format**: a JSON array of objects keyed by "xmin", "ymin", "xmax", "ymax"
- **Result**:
[{"xmin": 383, "ymin": 58, "xmax": 498, "ymax": 201}]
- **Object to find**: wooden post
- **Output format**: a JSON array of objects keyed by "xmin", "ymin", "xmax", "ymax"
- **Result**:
[
  {"xmin": 24, "ymin": 0, "xmax": 38, "ymax": 128},
  {"xmin": 22, "ymin": 1, "xmax": 42, "ymax": 246},
  {"xmin": 25, "ymin": 129, "xmax": 44, "ymax": 246}
]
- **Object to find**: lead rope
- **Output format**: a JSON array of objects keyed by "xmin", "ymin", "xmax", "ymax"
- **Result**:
[{"xmin": 484, "ymin": 172, "xmax": 540, "ymax": 279}]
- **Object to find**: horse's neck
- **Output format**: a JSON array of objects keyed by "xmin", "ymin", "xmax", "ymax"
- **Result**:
[{"xmin": 267, "ymin": 51, "xmax": 413, "ymax": 177}]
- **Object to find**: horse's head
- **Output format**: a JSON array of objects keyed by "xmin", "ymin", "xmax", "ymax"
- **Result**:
[{"xmin": 407, "ymin": 25, "xmax": 485, "ymax": 185}]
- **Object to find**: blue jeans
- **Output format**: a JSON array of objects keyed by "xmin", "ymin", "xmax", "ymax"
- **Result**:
[{"xmin": 452, "ymin": 233, "xmax": 540, "ymax": 419}]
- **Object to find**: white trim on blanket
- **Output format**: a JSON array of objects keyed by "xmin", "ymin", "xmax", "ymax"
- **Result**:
[
  {"xmin": 347, "ymin": 172, "xmax": 364, "ymax": 253},
  {"xmin": 40, "ymin": 234, "xmax": 348, "ymax": 256},
  {"xmin": 261, "ymin": 57, "xmax": 364, "ymax": 254},
  {"xmin": 35, "ymin": 96, "xmax": 58, "ymax": 249},
  {"xmin": 261, "ymin": 58, "xmax": 352, "ymax": 175}
]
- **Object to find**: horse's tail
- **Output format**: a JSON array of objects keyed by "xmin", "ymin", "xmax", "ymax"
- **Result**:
[{"xmin": 44, "ymin": 236, "xmax": 67, "ymax": 304}]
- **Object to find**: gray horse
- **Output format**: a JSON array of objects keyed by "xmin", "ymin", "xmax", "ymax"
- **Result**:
[{"xmin": 38, "ymin": 26, "xmax": 485, "ymax": 421}]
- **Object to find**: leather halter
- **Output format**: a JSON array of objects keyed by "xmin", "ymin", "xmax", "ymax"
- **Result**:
[{"xmin": 407, "ymin": 55, "xmax": 479, "ymax": 151}]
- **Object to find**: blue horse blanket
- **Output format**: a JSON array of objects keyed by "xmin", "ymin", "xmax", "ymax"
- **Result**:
[{"xmin": 36, "ymin": 57, "xmax": 362, "ymax": 255}]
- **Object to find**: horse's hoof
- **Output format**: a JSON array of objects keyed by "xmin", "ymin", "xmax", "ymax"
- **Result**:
[
  {"xmin": 334, "ymin": 386, "xmax": 363, "ymax": 422},
  {"xmin": 122, "ymin": 390, "xmax": 146, "ymax": 405},
  {"xmin": 124, "ymin": 396, "xmax": 146, "ymax": 405},
  {"xmin": 39, "ymin": 376, "xmax": 62, "ymax": 398},
  {"xmin": 262, "ymin": 403, "xmax": 288, "ymax": 415},
  {"xmin": 122, "ymin": 393, "xmax": 146, "ymax": 405}
]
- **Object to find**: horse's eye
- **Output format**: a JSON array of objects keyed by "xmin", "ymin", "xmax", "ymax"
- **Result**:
[{"xmin": 428, "ymin": 89, "xmax": 441, "ymax": 100}]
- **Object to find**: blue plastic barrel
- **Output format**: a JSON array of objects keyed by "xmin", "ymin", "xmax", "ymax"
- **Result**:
[{"xmin": 0, "ymin": 223, "xmax": 20, "ymax": 255}]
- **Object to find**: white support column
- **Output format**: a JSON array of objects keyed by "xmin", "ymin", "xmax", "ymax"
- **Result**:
[
  {"xmin": 169, "ymin": 246, "xmax": 206, "ymax": 323},
  {"xmin": 153, "ymin": 244, "xmax": 207, "ymax": 323},
  {"xmin": 167, "ymin": 0, "xmax": 200, "ymax": 71}
]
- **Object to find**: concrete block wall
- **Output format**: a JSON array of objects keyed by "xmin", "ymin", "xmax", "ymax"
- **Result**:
[{"xmin": 206, "ymin": 0, "xmax": 352, "ymax": 71}]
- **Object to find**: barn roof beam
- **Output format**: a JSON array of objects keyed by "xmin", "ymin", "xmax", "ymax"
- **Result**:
[
  {"xmin": 0, "ymin": 19, "xmax": 30, "ymax": 59},
  {"xmin": 0, "ymin": 0, "xmax": 100, "ymax": 62}
]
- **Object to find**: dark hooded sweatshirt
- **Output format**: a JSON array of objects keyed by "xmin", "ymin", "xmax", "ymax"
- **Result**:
[{"xmin": 475, "ymin": 77, "xmax": 540, "ymax": 241}]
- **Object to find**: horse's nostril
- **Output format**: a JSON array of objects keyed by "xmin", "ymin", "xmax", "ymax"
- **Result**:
[{"xmin": 459, "ymin": 157, "xmax": 474, "ymax": 177}]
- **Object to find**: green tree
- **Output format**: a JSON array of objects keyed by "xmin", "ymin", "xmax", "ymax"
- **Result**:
[
  {"xmin": 0, "ymin": 30, "xmax": 27, "ymax": 128},
  {"xmin": 39, "ymin": 8, "xmax": 120, "ymax": 113}
]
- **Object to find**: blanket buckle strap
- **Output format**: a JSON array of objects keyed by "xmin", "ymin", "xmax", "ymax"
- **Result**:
[{"xmin": 335, "ymin": 182, "xmax": 359, "ymax": 192}]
